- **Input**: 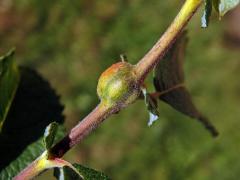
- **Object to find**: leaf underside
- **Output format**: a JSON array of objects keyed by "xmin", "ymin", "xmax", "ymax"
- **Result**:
[{"xmin": 153, "ymin": 31, "xmax": 218, "ymax": 137}]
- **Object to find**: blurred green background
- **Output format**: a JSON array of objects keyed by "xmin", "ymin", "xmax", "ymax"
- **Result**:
[{"xmin": 1, "ymin": 0, "xmax": 240, "ymax": 179}]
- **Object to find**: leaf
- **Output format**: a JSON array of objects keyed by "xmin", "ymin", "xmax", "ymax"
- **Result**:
[
  {"xmin": 141, "ymin": 88, "xmax": 159, "ymax": 126},
  {"xmin": 0, "ymin": 136, "xmax": 45, "ymax": 179},
  {"xmin": 153, "ymin": 31, "xmax": 218, "ymax": 137},
  {"xmin": 44, "ymin": 122, "xmax": 59, "ymax": 151},
  {"xmin": 0, "ymin": 67, "xmax": 65, "ymax": 178},
  {"xmin": 214, "ymin": 0, "xmax": 240, "ymax": 17},
  {"xmin": 0, "ymin": 49, "xmax": 20, "ymax": 131},
  {"xmin": 54, "ymin": 163, "xmax": 110, "ymax": 180},
  {"xmin": 203, "ymin": 0, "xmax": 240, "ymax": 26},
  {"xmin": 201, "ymin": 0, "xmax": 212, "ymax": 28},
  {"xmin": 0, "ymin": 125, "xmax": 65, "ymax": 179}
]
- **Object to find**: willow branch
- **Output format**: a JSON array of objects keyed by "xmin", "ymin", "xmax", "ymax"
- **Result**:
[{"xmin": 14, "ymin": 0, "xmax": 203, "ymax": 179}]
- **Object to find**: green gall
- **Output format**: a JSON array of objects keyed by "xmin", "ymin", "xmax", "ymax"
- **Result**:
[{"xmin": 97, "ymin": 62, "xmax": 140, "ymax": 107}]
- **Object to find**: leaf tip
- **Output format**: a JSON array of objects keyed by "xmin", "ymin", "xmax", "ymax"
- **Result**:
[{"xmin": 198, "ymin": 116, "xmax": 219, "ymax": 138}]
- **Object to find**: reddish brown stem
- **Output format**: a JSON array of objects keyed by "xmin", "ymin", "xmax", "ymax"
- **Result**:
[{"xmin": 50, "ymin": 104, "xmax": 117, "ymax": 157}]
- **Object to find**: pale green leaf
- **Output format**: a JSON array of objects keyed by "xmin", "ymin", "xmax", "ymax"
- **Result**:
[{"xmin": 216, "ymin": 0, "xmax": 240, "ymax": 16}]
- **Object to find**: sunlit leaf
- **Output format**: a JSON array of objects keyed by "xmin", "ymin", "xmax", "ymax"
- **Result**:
[
  {"xmin": 153, "ymin": 31, "xmax": 218, "ymax": 137},
  {"xmin": 0, "ymin": 49, "xmax": 20, "ymax": 131}
]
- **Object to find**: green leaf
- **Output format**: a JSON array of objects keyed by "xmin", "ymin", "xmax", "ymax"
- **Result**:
[
  {"xmin": 54, "ymin": 163, "xmax": 110, "ymax": 180},
  {"xmin": 0, "ymin": 136, "xmax": 45, "ymax": 179},
  {"xmin": 203, "ymin": 0, "xmax": 239, "ymax": 25},
  {"xmin": 43, "ymin": 122, "xmax": 59, "ymax": 150},
  {"xmin": 141, "ymin": 88, "xmax": 159, "ymax": 126},
  {"xmin": 0, "ymin": 68, "xmax": 65, "ymax": 178},
  {"xmin": 201, "ymin": 0, "xmax": 212, "ymax": 28},
  {"xmin": 0, "ymin": 125, "xmax": 65, "ymax": 179},
  {"xmin": 0, "ymin": 49, "xmax": 20, "ymax": 131},
  {"xmin": 153, "ymin": 31, "xmax": 218, "ymax": 137},
  {"xmin": 214, "ymin": 0, "xmax": 240, "ymax": 17}
]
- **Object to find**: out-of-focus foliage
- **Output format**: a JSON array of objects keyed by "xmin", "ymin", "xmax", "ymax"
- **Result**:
[{"xmin": 0, "ymin": 0, "xmax": 240, "ymax": 179}]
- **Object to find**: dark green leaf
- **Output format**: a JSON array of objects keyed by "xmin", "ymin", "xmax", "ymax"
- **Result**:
[
  {"xmin": 0, "ymin": 125, "xmax": 65, "ymax": 179},
  {"xmin": 54, "ymin": 163, "xmax": 110, "ymax": 180},
  {"xmin": 0, "ymin": 68, "xmax": 65, "ymax": 178},
  {"xmin": 153, "ymin": 31, "xmax": 218, "ymax": 137},
  {"xmin": 43, "ymin": 122, "xmax": 58, "ymax": 150},
  {"xmin": 0, "ymin": 49, "xmax": 20, "ymax": 131},
  {"xmin": 201, "ymin": 0, "xmax": 212, "ymax": 28}
]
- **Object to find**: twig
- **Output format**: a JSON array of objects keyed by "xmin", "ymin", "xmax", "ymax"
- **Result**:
[
  {"xmin": 50, "ymin": 104, "xmax": 118, "ymax": 157},
  {"xmin": 14, "ymin": 0, "xmax": 203, "ymax": 179}
]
